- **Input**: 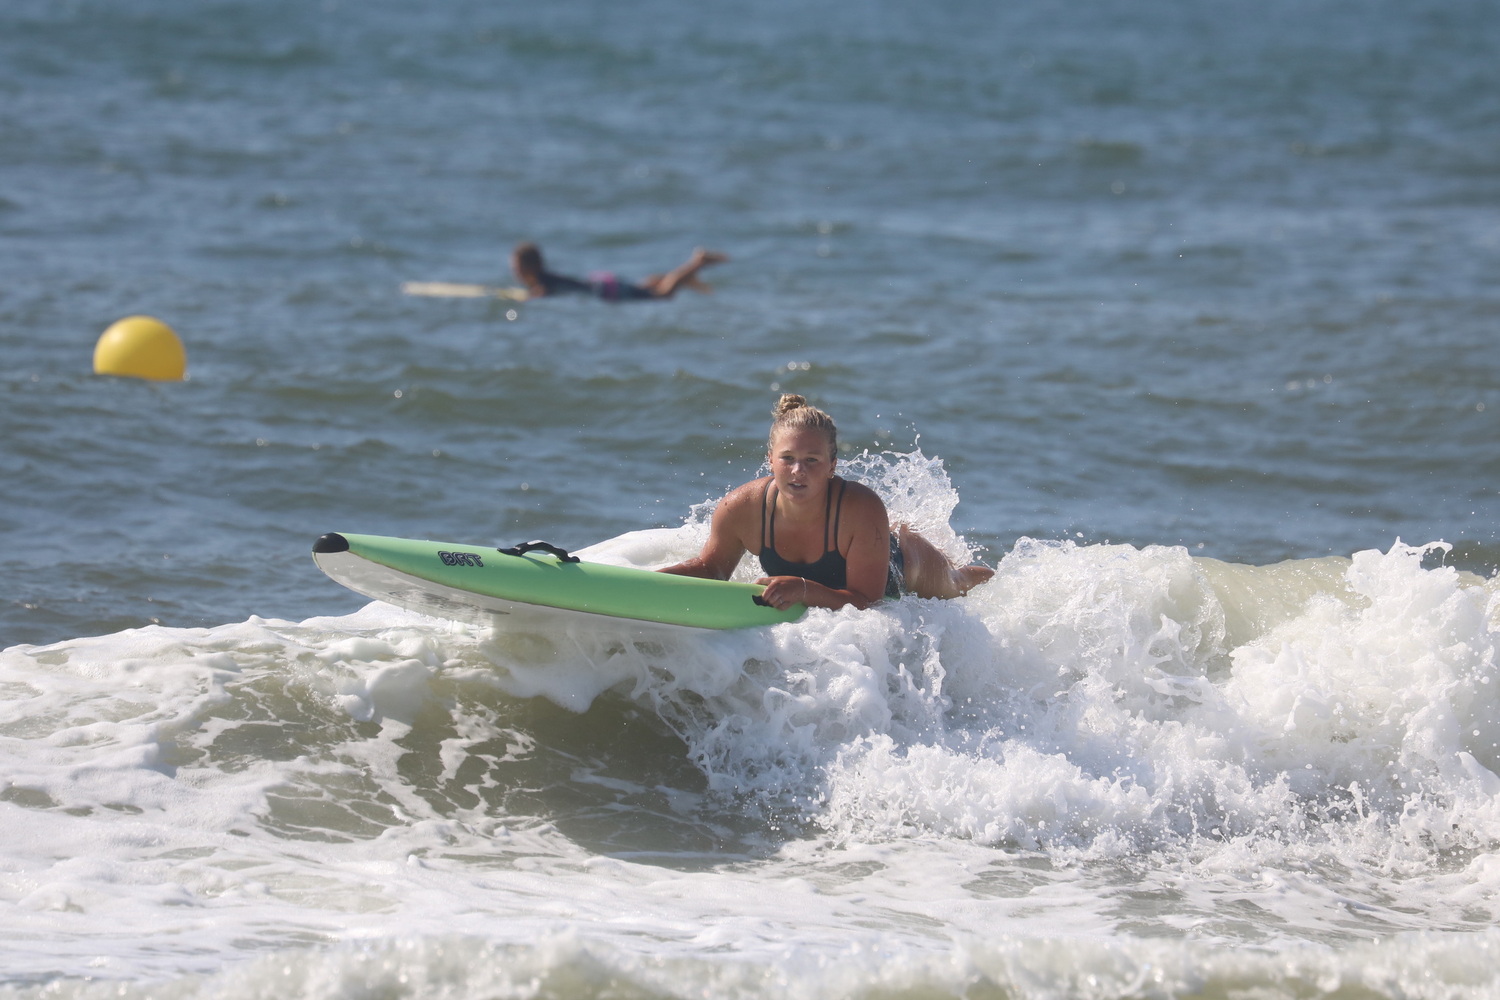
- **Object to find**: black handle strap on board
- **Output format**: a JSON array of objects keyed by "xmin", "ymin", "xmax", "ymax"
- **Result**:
[
  {"xmin": 752, "ymin": 595, "xmax": 771, "ymax": 607},
  {"xmin": 497, "ymin": 540, "xmax": 581, "ymax": 563}
]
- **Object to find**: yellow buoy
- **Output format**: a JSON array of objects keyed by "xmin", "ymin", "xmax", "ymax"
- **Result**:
[{"xmin": 93, "ymin": 315, "xmax": 187, "ymax": 382}]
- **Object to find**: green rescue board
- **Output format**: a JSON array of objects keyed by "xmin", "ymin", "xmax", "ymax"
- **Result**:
[{"xmin": 312, "ymin": 532, "xmax": 805, "ymax": 632}]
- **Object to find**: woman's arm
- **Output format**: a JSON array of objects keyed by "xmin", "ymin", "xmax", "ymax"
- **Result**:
[
  {"xmin": 657, "ymin": 480, "xmax": 761, "ymax": 581},
  {"xmin": 838, "ymin": 484, "xmax": 894, "ymax": 606}
]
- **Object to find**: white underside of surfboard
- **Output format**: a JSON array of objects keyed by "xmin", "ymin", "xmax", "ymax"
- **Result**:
[{"xmin": 402, "ymin": 281, "xmax": 528, "ymax": 301}]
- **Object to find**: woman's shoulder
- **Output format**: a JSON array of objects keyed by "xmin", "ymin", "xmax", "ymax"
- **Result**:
[
  {"xmin": 836, "ymin": 477, "xmax": 885, "ymax": 506},
  {"xmin": 706, "ymin": 477, "xmax": 771, "ymax": 520},
  {"xmin": 721, "ymin": 476, "xmax": 772, "ymax": 508},
  {"xmin": 835, "ymin": 478, "xmax": 891, "ymax": 525},
  {"xmin": 709, "ymin": 477, "xmax": 771, "ymax": 546}
]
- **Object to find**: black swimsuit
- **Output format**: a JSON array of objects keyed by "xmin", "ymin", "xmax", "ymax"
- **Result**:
[
  {"xmin": 540, "ymin": 271, "xmax": 654, "ymax": 302},
  {"xmin": 758, "ymin": 479, "xmax": 905, "ymax": 599}
]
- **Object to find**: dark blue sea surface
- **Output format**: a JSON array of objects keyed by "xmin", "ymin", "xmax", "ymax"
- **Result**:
[{"xmin": 6, "ymin": 0, "xmax": 1499, "ymax": 647}]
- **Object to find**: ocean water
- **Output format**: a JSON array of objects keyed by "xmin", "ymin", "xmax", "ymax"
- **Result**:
[{"xmin": 3, "ymin": 0, "xmax": 1500, "ymax": 996}]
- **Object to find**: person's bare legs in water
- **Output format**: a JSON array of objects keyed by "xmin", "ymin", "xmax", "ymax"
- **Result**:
[
  {"xmin": 893, "ymin": 523, "xmax": 995, "ymax": 599},
  {"xmin": 638, "ymin": 248, "xmax": 728, "ymax": 298}
]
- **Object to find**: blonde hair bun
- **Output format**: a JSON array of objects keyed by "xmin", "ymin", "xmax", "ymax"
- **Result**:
[
  {"xmin": 772, "ymin": 393, "xmax": 809, "ymax": 417},
  {"xmin": 768, "ymin": 394, "xmax": 838, "ymax": 456}
]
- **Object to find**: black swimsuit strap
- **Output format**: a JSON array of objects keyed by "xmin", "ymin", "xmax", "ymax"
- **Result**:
[
  {"xmin": 827, "ymin": 479, "xmax": 844, "ymax": 552},
  {"xmin": 760, "ymin": 479, "xmax": 772, "ymax": 553},
  {"xmin": 765, "ymin": 478, "xmax": 844, "ymax": 558}
]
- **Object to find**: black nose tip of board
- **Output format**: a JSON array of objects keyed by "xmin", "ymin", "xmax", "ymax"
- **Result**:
[{"xmin": 312, "ymin": 532, "xmax": 350, "ymax": 554}]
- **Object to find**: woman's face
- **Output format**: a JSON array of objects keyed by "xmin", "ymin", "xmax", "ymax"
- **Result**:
[{"xmin": 767, "ymin": 427, "xmax": 836, "ymax": 502}]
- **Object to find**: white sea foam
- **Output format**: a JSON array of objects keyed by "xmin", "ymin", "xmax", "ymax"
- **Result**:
[{"xmin": 2, "ymin": 455, "xmax": 1499, "ymax": 996}]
